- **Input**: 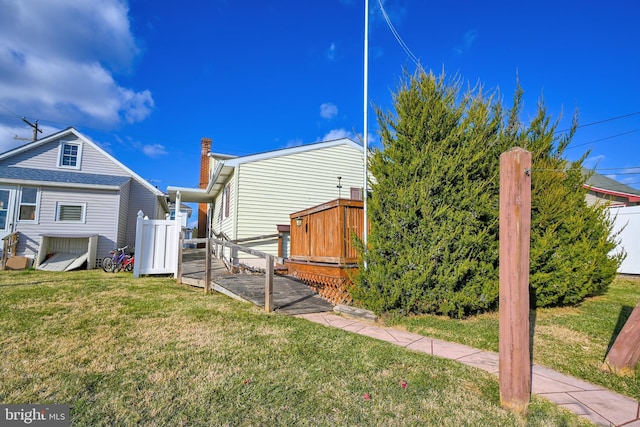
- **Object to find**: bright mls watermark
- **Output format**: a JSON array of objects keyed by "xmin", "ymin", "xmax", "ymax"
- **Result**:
[{"xmin": 1, "ymin": 405, "xmax": 69, "ymax": 426}]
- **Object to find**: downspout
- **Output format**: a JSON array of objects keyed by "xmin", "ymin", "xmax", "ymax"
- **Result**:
[{"xmin": 232, "ymin": 167, "xmax": 240, "ymax": 241}]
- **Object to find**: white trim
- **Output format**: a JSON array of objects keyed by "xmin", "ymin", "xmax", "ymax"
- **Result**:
[
  {"xmin": 57, "ymin": 139, "xmax": 83, "ymax": 170},
  {"xmin": 0, "ymin": 179, "xmax": 123, "ymax": 191},
  {"xmin": 17, "ymin": 186, "xmax": 40, "ymax": 223}
]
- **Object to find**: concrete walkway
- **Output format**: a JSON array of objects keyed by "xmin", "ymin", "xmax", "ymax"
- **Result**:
[{"xmin": 297, "ymin": 311, "xmax": 640, "ymax": 427}]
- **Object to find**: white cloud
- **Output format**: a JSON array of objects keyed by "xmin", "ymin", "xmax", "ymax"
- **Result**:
[
  {"xmin": 454, "ymin": 30, "xmax": 478, "ymax": 56},
  {"xmin": 0, "ymin": 0, "xmax": 153, "ymax": 149},
  {"xmin": 322, "ymin": 129, "xmax": 353, "ymax": 141},
  {"xmin": 142, "ymin": 143, "xmax": 168, "ymax": 158},
  {"xmin": 320, "ymin": 103, "xmax": 338, "ymax": 119},
  {"xmin": 583, "ymin": 154, "xmax": 605, "ymax": 169},
  {"xmin": 326, "ymin": 42, "xmax": 337, "ymax": 61},
  {"xmin": 286, "ymin": 138, "xmax": 304, "ymax": 148}
]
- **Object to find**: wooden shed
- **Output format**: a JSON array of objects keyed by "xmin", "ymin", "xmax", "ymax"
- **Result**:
[{"xmin": 285, "ymin": 198, "xmax": 364, "ymax": 304}]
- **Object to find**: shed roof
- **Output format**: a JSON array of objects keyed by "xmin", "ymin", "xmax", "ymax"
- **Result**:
[{"xmin": 584, "ymin": 170, "xmax": 640, "ymax": 201}]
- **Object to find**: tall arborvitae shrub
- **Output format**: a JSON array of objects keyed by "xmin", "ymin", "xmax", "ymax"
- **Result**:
[{"xmin": 350, "ymin": 70, "xmax": 623, "ymax": 318}]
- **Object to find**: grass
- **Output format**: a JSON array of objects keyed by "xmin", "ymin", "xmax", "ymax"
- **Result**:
[
  {"xmin": 386, "ymin": 276, "xmax": 640, "ymax": 401},
  {"xmin": 0, "ymin": 269, "xmax": 592, "ymax": 426}
]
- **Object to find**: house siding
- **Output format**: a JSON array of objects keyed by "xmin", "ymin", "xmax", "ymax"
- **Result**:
[
  {"xmin": 0, "ymin": 136, "xmax": 129, "ymax": 176},
  {"xmin": 126, "ymin": 180, "xmax": 161, "ymax": 248},
  {"xmin": 14, "ymin": 186, "xmax": 120, "ymax": 262},
  {"xmin": 211, "ymin": 173, "xmax": 235, "ymax": 239},
  {"xmin": 117, "ymin": 180, "xmax": 131, "ymax": 248},
  {"xmin": 235, "ymin": 144, "xmax": 363, "ymax": 262}
]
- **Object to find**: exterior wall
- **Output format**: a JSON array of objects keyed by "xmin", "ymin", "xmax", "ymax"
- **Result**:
[
  {"xmin": 586, "ymin": 190, "xmax": 639, "ymax": 207},
  {"xmin": 610, "ymin": 205, "xmax": 640, "ymax": 274},
  {"xmin": 126, "ymin": 180, "xmax": 162, "ymax": 248},
  {"xmin": 211, "ymin": 172, "xmax": 235, "ymax": 240},
  {"xmin": 117, "ymin": 180, "xmax": 131, "ymax": 248},
  {"xmin": 0, "ymin": 136, "xmax": 129, "ymax": 176},
  {"xmin": 14, "ymin": 186, "xmax": 120, "ymax": 263},
  {"xmin": 236, "ymin": 144, "xmax": 363, "ymax": 264}
]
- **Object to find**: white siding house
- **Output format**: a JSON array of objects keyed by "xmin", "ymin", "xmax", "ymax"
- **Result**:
[
  {"xmin": 0, "ymin": 127, "xmax": 168, "ymax": 268},
  {"xmin": 169, "ymin": 138, "xmax": 364, "ymax": 267}
]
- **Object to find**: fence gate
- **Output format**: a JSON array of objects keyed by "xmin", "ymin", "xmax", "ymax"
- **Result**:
[
  {"xmin": 133, "ymin": 210, "xmax": 180, "ymax": 277},
  {"xmin": 610, "ymin": 205, "xmax": 640, "ymax": 275}
]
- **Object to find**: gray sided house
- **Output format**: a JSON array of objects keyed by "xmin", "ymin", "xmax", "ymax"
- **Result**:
[{"xmin": 0, "ymin": 127, "xmax": 168, "ymax": 269}]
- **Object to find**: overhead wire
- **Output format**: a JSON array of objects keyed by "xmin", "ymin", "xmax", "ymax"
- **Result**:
[
  {"xmin": 566, "ymin": 129, "xmax": 640, "ymax": 150},
  {"xmin": 377, "ymin": 0, "xmax": 423, "ymax": 72}
]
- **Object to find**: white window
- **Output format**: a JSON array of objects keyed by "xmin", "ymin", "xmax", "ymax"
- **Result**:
[
  {"xmin": 56, "ymin": 203, "xmax": 86, "ymax": 222},
  {"xmin": 58, "ymin": 141, "xmax": 82, "ymax": 169},
  {"xmin": 18, "ymin": 187, "xmax": 39, "ymax": 222}
]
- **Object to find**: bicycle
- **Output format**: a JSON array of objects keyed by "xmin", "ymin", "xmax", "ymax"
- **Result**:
[{"xmin": 102, "ymin": 246, "xmax": 134, "ymax": 272}]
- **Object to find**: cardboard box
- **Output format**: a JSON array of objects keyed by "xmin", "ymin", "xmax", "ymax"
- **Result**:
[{"xmin": 5, "ymin": 256, "xmax": 32, "ymax": 270}]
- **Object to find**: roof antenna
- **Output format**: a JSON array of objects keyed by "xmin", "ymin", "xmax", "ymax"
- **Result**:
[{"xmin": 21, "ymin": 117, "xmax": 43, "ymax": 141}]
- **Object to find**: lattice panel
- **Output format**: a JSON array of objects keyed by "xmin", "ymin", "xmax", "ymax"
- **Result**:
[{"xmin": 292, "ymin": 271, "xmax": 353, "ymax": 305}]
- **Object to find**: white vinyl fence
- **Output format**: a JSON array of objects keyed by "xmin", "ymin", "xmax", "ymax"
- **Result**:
[
  {"xmin": 133, "ymin": 210, "xmax": 181, "ymax": 277},
  {"xmin": 610, "ymin": 205, "xmax": 640, "ymax": 275}
]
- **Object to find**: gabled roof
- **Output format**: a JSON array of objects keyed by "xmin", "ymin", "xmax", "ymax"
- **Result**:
[
  {"xmin": 168, "ymin": 137, "xmax": 363, "ymax": 203},
  {"xmin": 0, "ymin": 127, "xmax": 166, "ymax": 199},
  {"xmin": 0, "ymin": 166, "xmax": 130, "ymax": 189},
  {"xmin": 583, "ymin": 169, "xmax": 640, "ymax": 202},
  {"xmin": 212, "ymin": 137, "xmax": 363, "ymax": 166}
]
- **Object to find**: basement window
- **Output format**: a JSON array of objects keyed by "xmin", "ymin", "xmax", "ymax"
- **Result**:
[{"xmin": 56, "ymin": 203, "xmax": 86, "ymax": 223}]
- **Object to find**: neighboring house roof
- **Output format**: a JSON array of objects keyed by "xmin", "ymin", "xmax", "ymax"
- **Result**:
[
  {"xmin": 168, "ymin": 138, "xmax": 364, "ymax": 202},
  {"xmin": 583, "ymin": 169, "xmax": 640, "ymax": 203},
  {"xmin": 0, "ymin": 166, "xmax": 130, "ymax": 189},
  {"xmin": 0, "ymin": 127, "xmax": 167, "ymax": 198}
]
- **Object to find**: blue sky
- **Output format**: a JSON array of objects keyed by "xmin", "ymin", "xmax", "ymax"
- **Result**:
[{"xmin": 1, "ymin": 0, "xmax": 639, "ymax": 192}]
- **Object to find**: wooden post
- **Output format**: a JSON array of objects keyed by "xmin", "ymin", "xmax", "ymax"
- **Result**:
[
  {"xmin": 265, "ymin": 254, "xmax": 274, "ymax": 312},
  {"xmin": 499, "ymin": 147, "xmax": 532, "ymax": 414},
  {"xmin": 204, "ymin": 237, "xmax": 211, "ymax": 293},
  {"xmin": 603, "ymin": 300, "xmax": 640, "ymax": 375}
]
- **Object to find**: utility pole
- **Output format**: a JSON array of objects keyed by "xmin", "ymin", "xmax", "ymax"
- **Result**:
[{"xmin": 22, "ymin": 117, "xmax": 42, "ymax": 141}]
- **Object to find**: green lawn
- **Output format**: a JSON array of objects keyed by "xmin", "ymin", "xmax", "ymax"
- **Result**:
[
  {"xmin": 0, "ymin": 269, "xmax": 591, "ymax": 426},
  {"xmin": 387, "ymin": 276, "xmax": 640, "ymax": 401}
]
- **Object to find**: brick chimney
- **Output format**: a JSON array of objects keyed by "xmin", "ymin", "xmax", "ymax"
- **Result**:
[{"xmin": 198, "ymin": 137, "xmax": 212, "ymax": 239}]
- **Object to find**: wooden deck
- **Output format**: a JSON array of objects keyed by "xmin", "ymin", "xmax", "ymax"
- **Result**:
[{"xmin": 179, "ymin": 249, "xmax": 334, "ymax": 315}]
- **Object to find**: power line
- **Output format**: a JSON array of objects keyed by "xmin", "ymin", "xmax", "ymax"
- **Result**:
[
  {"xmin": 561, "ymin": 111, "xmax": 640, "ymax": 133},
  {"xmin": 0, "ymin": 102, "xmax": 20, "ymax": 118},
  {"xmin": 377, "ymin": 0, "xmax": 423, "ymax": 72},
  {"xmin": 566, "ymin": 129, "xmax": 640, "ymax": 150}
]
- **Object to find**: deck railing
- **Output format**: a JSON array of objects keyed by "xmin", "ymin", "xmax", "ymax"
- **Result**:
[
  {"xmin": 0, "ymin": 232, "xmax": 19, "ymax": 270},
  {"xmin": 177, "ymin": 235, "xmax": 277, "ymax": 312}
]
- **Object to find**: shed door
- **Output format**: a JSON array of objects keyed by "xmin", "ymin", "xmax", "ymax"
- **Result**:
[{"xmin": 0, "ymin": 187, "xmax": 16, "ymax": 241}]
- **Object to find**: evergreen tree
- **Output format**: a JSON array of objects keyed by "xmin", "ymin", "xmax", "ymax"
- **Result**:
[{"xmin": 350, "ymin": 70, "xmax": 622, "ymax": 317}]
